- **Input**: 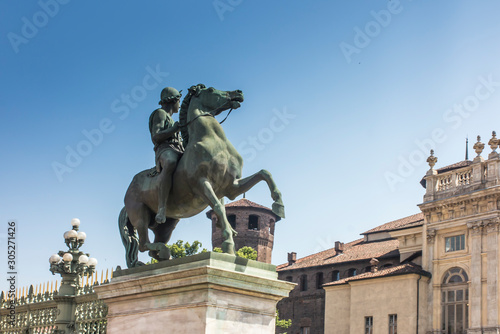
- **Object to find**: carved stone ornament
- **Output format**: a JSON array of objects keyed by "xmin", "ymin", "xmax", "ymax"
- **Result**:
[
  {"xmin": 473, "ymin": 135, "xmax": 485, "ymax": 157},
  {"xmin": 488, "ymin": 131, "xmax": 499, "ymax": 152},
  {"xmin": 426, "ymin": 228, "xmax": 436, "ymax": 242},
  {"xmin": 486, "ymin": 218, "xmax": 500, "ymax": 233},
  {"xmin": 427, "ymin": 149, "xmax": 438, "ymax": 169},
  {"xmin": 467, "ymin": 221, "xmax": 483, "ymax": 236}
]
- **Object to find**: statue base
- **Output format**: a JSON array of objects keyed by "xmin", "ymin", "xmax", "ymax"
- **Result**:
[{"xmin": 94, "ymin": 252, "xmax": 295, "ymax": 334}]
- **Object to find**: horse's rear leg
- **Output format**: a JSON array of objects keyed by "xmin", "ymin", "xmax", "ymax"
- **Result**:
[
  {"xmin": 197, "ymin": 179, "xmax": 235, "ymax": 254},
  {"xmin": 227, "ymin": 169, "xmax": 285, "ymax": 218},
  {"xmin": 149, "ymin": 218, "xmax": 179, "ymax": 260},
  {"xmin": 127, "ymin": 204, "xmax": 153, "ymax": 253}
]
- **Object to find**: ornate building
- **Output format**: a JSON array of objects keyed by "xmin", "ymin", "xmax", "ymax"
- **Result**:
[{"xmin": 323, "ymin": 134, "xmax": 500, "ymax": 334}]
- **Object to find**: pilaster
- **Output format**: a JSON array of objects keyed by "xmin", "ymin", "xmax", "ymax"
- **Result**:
[
  {"xmin": 467, "ymin": 220, "xmax": 484, "ymax": 329},
  {"xmin": 486, "ymin": 218, "xmax": 500, "ymax": 327}
]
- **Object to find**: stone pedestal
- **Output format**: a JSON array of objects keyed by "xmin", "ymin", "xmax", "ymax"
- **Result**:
[{"xmin": 94, "ymin": 252, "xmax": 295, "ymax": 334}]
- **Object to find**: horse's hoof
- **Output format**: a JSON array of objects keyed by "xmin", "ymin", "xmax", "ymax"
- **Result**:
[
  {"xmin": 158, "ymin": 246, "xmax": 171, "ymax": 260},
  {"xmin": 222, "ymin": 241, "xmax": 235, "ymax": 255},
  {"xmin": 272, "ymin": 202, "xmax": 285, "ymax": 219}
]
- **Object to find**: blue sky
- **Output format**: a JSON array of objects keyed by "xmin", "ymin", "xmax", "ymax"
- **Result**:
[{"xmin": 2, "ymin": 1, "xmax": 500, "ymax": 293}]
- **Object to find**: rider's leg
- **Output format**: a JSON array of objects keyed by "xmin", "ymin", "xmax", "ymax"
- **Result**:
[{"xmin": 155, "ymin": 149, "xmax": 180, "ymax": 224}]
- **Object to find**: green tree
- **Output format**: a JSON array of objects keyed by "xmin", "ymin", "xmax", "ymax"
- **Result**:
[
  {"xmin": 213, "ymin": 246, "xmax": 258, "ymax": 260},
  {"xmin": 169, "ymin": 240, "xmax": 207, "ymax": 258},
  {"xmin": 236, "ymin": 246, "xmax": 257, "ymax": 260},
  {"xmin": 148, "ymin": 240, "xmax": 208, "ymax": 264},
  {"xmin": 276, "ymin": 310, "xmax": 292, "ymax": 333}
]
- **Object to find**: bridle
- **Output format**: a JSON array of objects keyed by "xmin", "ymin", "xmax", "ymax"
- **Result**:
[{"xmin": 180, "ymin": 92, "xmax": 236, "ymax": 127}]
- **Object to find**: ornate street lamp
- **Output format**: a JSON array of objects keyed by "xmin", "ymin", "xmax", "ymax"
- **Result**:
[{"xmin": 49, "ymin": 218, "xmax": 97, "ymax": 295}]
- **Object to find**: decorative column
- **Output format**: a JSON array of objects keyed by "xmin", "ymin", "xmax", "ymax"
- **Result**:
[
  {"xmin": 486, "ymin": 218, "xmax": 499, "ymax": 328},
  {"xmin": 467, "ymin": 221, "xmax": 483, "ymax": 331}
]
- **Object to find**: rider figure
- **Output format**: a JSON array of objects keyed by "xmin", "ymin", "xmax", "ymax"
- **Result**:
[{"xmin": 149, "ymin": 87, "xmax": 184, "ymax": 224}]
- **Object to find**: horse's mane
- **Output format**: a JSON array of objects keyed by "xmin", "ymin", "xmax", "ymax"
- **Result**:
[{"xmin": 179, "ymin": 84, "xmax": 205, "ymax": 146}]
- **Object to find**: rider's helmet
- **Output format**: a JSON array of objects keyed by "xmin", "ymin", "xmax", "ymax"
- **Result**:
[{"xmin": 159, "ymin": 87, "xmax": 182, "ymax": 105}]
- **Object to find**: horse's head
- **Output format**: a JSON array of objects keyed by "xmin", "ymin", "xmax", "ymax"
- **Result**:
[{"xmin": 189, "ymin": 84, "xmax": 244, "ymax": 116}]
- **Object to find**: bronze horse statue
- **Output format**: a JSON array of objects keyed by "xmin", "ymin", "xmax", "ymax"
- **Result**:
[{"xmin": 119, "ymin": 84, "xmax": 285, "ymax": 267}]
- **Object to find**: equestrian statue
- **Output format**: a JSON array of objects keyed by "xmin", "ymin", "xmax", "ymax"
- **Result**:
[{"xmin": 119, "ymin": 84, "xmax": 285, "ymax": 268}]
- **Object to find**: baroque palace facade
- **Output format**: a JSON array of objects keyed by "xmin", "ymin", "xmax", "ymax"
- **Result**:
[{"xmin": 211, "ymin": 134, "xmax": 500, "ymax": 334}]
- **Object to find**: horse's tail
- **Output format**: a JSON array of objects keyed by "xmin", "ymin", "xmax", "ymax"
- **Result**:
[{"xmin": 118, "ymin": 207, "xmax": 142, "ymax": 268}]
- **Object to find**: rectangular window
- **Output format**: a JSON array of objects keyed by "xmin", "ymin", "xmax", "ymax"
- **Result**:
[
  {"xmin": 300, "ymin": 327, "xmax": 310, "ymax": 334},
  {"xmin": 445, "ymin": 234, "xmax": 465, "ymax": 252},
  {"xmin": 365, "ymin": 316, "xmax": 373, "ymax": 334},
  {"xmin": 389, "ymin": 314, "xmax": 397, "ymax": 334}
]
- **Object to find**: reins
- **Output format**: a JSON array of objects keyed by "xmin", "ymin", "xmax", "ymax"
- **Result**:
[{"xmin": 180, "ymin": 106, "xmax": 234, "ymax": 127}]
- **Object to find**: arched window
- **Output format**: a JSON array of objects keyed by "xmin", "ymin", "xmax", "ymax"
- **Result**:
[
  {"xmin": 441, "ymin": 267, "xmax": 469, "ymax": 334},
  {"xmin": 300, "ymin": 274, "xmax": 308, "ymax": 291},
  {"xmin": 364, "ymin": 266, "xmax": 372, "ymax": 273},
  {"xmin": 316, "ymin": 272, "xmax": 324, "ymax": 289},
  {"xmin": 331, "ymin": 270, "xmax": 340, "ymax": 282},
  {"xmin": 347, "ymin": 268, "xmax": 357, "ymax": 277}
]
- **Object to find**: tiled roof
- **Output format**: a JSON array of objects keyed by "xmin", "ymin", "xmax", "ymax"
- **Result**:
[
  {"xmin": 436, "ymin": 160, "xmax": 472, "ymax": 173},
  {"xmin": 420, "ymin": 160, "xmax": 472, "ymax": 188},
  {"xmin": 362, "ymin": 213, "xmax": 424, "ymax": 235},
  {"xmin": 323, "ymin": 262, "xmax": 431, "ymax": 286},
  {"xmin": 224, "ymin": 198, "xmax": 271, "ymax": 211},
  {"xmin": 206, "ymin": 198, "xmax": 279, "ymax": 219},
  {"xmin": 277, "ymin": 239, "xmax": 399, "ymax": 271}
]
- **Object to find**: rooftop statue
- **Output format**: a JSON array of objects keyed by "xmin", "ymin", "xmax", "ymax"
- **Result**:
[{"xmin": 119, "ymin": 84, "xmax": 285, "ymax": 268}]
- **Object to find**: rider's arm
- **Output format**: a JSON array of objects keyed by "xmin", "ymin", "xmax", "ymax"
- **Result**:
[{"xmin": 151, "ymin": 110, "xmax": 180, "ymax": 145}]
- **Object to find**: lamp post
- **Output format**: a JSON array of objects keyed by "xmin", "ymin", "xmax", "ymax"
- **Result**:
[{"xmin": 49, "ymin": 218, "xmax": 97, "ymax": 333}]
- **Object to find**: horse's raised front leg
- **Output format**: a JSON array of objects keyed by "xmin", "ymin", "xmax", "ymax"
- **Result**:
[
  {"xmin": 227, "ymin": 169, "xmax": 285, "ymax": 219},
  {"xmin": 197, "ymin": 178, "xmax": 236, "ymax": 254}
]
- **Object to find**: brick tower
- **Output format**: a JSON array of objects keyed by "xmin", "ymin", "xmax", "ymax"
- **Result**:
[{"xmin": 207, "ymin": 198, "xmax": 281, "ymax": 263}]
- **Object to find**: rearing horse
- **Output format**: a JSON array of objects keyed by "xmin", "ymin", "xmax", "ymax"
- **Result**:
[{"xmin": 119, "ymin": 84, "xmax": 285, "ymax": 267}]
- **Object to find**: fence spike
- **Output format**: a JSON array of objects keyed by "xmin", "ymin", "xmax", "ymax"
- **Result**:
[
  {"xmin": 111, "ymin": 268, "xmax": 114, "ymax": 279},
  {"xmin": 55, "ymin": 281, "xmax": 58, "ymax": 293},
  {"xmin": 106, "ymin": 269, "xmax": 109, "ymax": 282}
]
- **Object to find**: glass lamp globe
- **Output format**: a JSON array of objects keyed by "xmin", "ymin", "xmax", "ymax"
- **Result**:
[
  {"xmin": 87, "ymin": 258, "xmax": 98, "ymax": 267},
  {"xmin": 65, "ymin": 230, "xmax": 78, "ymax": 239},
  {"xmin": 49, "ymin": 254, "xmax": 61, "ymax": 264},
  {"xmin": 71, "ymin": 218, "xmax": 81, "ymax": 228},
  {"xmin": 62, "ymin": 253, "xmax": 73, "ymax": 262},
  {"xmin": 78, "ymin": 255, "xmax": 89, "ymax": 265},
  {"xmin": 77, "ymin": 232, "xmax": 87, "ymax": 241}
]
